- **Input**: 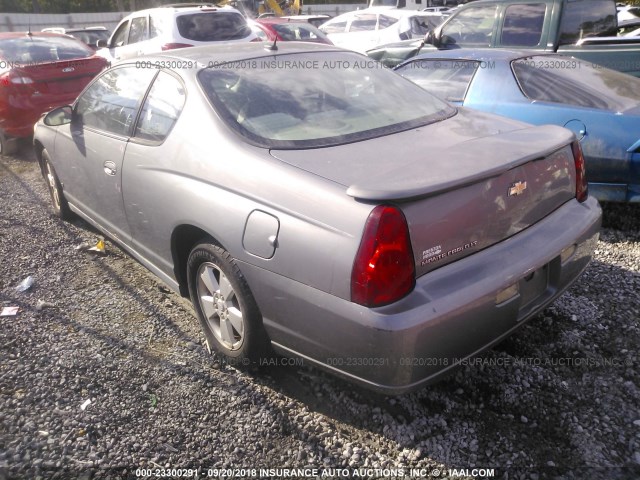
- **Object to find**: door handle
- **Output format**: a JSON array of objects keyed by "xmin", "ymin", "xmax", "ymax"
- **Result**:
[{"xmin": 103, "ymin": 161, "xmax": 117, "ymax": 176}]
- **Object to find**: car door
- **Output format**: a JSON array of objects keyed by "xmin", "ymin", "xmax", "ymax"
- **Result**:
[
  {"xmin": 121, "ymin": 71, "xmax": 187, "ymax": 272},
  {"xmin": 53, "ymin": 65, "xmax": 157, "ymax": 242}
]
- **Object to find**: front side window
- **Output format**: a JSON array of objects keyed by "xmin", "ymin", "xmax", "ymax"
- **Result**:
[
  {"xmin": 111, "ymin": 20, "xmax": 129, "ymax": 47},
  {"xmin": 75, "ymin": 66, "xmax": 156, "ymax": 136},
  {"xmin": 396, "ymin": 60, "xmax": 479, "ymax": 102},
  {"xmin": 558, "ymin": 0, "xmax": 617, "ymax": 45},
  {"xmin": 176, "ymin": 12, "xmax": 251, "ymax": 41},
  {"xmin": 441, "ymin": 5, "xmax": 498, "ymax": 46},
  {"xmin": 135, "ymin": 72, "xmax": 186, "ymax": 143},
  {"xmin": 198, "ymin": 52, "xmax": 455, "ymax": 149},
  {"xmin": 501, "ymin": 3, "xmax": 546, "ymax": 46},
  {"xmin": 128, "ymin": 16, "xmax": 148, "ymax": 44}
]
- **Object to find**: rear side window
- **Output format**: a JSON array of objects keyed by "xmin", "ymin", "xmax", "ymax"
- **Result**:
[
  {"xmin": 378, "ymin": 15, "xmax": 399, "ymax": 29},
  {"xmin": 396, "ymin": 60, "xmax": 479, "ymax": 102},
  {"xmin": 75, "ymin": 67, "xmax": 157, "ymax": 136},
  {"xmin": 135, "ymin": 72, "xmax": 186, "ymax": 143},
  {"xmin": 176, "ymin": 12, "xmax": 251, "ymax": 41},
  {"xmin": 0, "ymin": 36, "xmax": 92, "ymax": 63},
  {"xmin": 349, "ymin": 14, "xmax": 379, "ymax": 32},
  {"xmin": 558, "ymin": 0, "xmax": 617, "ymax": 45},
  {"xmin": 111, "ymin": 20, "xmax": 129, "ymax": 47},
  {"xmin": 512, "ymin": 56, "xmax": 640, "ymax": 110},
  {"xmin": 319, "ymin": 20, "xmax": 347, "ymax": 34},
  {"xmin": 441, "ymin": 5, "xmax": 497, "ymax": 46},
  {"xmin": 501, "ymin": 3, "xmax": 546, "ymax": 46}
]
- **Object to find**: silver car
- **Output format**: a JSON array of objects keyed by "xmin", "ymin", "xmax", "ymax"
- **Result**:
[{"xmin": 34, "ymin": 42, "xmax": 601, "ymax": 394}]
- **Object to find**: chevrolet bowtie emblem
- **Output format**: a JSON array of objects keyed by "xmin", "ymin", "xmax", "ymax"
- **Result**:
[{"xmin": 508, "ymin": 181, "xmax": 527, "ymax": 196}]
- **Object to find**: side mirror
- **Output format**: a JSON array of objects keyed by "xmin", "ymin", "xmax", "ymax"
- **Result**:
[
  {"xmin": 424, "ymin": 30, "xmax": 440, "ymax": 47},
  {"xmin": 96, "ymin": 39, "xmax": 108, "ymax": 48},
  {"xmin": 44, "ymin": 106, "xmax": 73, "ymax": 126}
]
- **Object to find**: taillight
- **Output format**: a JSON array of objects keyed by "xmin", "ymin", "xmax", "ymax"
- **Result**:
[
  {"xmin": 161, "ymin": 43, "xmax": 194, "ymax": 50},
  {"xmin": 571, "ymin": 140, "xmax": 588, "ymax": 203},
  {"xmin": 0, "ymin": 72, "xmax": 33, "ymax": 86},
  {"xmin": 351, "ymin": 205, "xmax": 415, "ymax": 307}
]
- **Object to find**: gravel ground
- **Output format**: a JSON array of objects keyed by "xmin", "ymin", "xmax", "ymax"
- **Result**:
[{"xmin": 1, "ymin": 146, "xmax": 639, "ymax": 480}]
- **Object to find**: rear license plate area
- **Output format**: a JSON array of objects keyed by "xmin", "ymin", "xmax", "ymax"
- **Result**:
[{"xmin": 519, "ymin": 264, "xmax": 549, "ymax": 312}]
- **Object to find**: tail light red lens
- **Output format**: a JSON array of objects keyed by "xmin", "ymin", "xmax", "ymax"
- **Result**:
[
  {"xmin": 0, "ymin": 72, "xmax": 33, "ymax": 86},
  {"xmin": 161, "ymin": 43, "xmax": 194, "ymax": 50},
  {"xmin": 571, "ymin": 140, "xmax": 588, "ymax": 203},
  {"xmin": 351, "ymin": 205, "xmax": 415, "ymax": 307}
]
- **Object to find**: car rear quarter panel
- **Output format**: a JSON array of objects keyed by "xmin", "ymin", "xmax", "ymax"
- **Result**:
[{"xmin": 121, "ymin": 80, "xmax": 372, "ymax": 301}]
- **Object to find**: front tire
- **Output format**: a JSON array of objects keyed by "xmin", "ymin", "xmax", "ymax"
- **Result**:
[
  {"xmin": 187, "ymin": 242, "xmax": 269, "ymax": 367},
  {"xmin": 42, "ymin": 149, "xmax": 72, "ymax": 220}
]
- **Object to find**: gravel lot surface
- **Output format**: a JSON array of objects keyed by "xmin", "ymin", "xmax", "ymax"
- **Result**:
[{"xmin": 1, "ymin": 145, "xmax": 639, "ymax": 480}]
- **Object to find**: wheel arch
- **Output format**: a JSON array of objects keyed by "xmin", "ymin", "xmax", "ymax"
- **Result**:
[
  {"xmin": 171, "ymin": 224, "xmax": 226, "ymax": 297},
  {"xmin": 33, "ymin": 140, "xmax": 46, "ymax": 176}
]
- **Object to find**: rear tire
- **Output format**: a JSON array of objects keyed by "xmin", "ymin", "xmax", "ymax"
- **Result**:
[
  {"xmin": 187, "ymin": 242, "xmax": 270, "ymax": 368},
  {"xmin": 0, "ymin": 130, "xmax": 18, "ymax": 156},
  {"xmin": 42, "ymin": 149, "xmax": 72, "ymax": 220}
]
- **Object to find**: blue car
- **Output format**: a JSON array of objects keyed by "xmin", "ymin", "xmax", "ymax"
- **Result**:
[{"xmin": 395, "ymin": 49, "xmax": 640, "ymax": 203}]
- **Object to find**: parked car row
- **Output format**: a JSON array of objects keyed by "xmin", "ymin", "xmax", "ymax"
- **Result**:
[{"xmin": 394, "ymin": 49, "xmax": 640, "ymax": 203}]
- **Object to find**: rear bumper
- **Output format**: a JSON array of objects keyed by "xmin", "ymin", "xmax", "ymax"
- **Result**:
[
  {"xmin": 0, "ymin": 94, "xmax": 77, "ymax": 138},
  {"xmin": 240, "ymin": 196, "xmax": 602, "ymax": 394}
]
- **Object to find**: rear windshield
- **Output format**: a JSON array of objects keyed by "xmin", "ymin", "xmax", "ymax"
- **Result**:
[
  {"xmin": 512, "ymin": 56, "xmax": 640, "ymax": 111},
  {"xmin": 198, "ymin": 52, "xmax": 455, "ymax": 149},
  {"xmin": 0, "ymin": 35, "xmax": 92, "ymax": 63},
  {"xmin": 271, "ymin": 23, "xmax": 330, "ymax": 42},
  {"xmin": 176, "ymin": 12, "xmax": 251, "ymax": 41},
  {"xmin": 69, "ymin": 30, "xmax": 110, "ymax": 46}
]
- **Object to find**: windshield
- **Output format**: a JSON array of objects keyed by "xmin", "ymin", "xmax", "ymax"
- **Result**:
[
  {"xmin": 0, "ymin": 35, "xmax": 92, "ymax": 63},
  {"xmin": 198, "ymin": 52, "xmax": 455, "ymax": 149},
  {"xmin": 512, "ymin": 56, "xmax": 640, "ymax": 111}
]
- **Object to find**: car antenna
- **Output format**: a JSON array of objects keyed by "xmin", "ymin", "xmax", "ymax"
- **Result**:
[
  {"xmin": 265, "ymin": 37, "xmax": 278, "ymax": 51},
  {"xmin": 27, "ymin": 16, "xmax": 33, "ymax": 36}
]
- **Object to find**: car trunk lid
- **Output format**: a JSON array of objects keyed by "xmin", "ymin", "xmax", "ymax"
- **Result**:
[
  {"xmin": 10, "ymin": 56, "xmax": 106, "ymax": 103},
  {"xmin": 270, "ymin": 109, "xmax": 577, "ymax": 277}
]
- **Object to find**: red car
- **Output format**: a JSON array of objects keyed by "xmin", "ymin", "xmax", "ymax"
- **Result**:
[
  {"xmin": 250, "ymin": 18, "xmax": 333, "ymax": 44},
  {"xmin": 0, "ymin": 32, "xmax": 108, "ymax": 155}
]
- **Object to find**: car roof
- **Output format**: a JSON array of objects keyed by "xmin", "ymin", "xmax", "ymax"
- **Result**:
[
  {"xmin": 327, "ymin": 7, "xmax": 442, "ymax": 22},
  {"xmin": 122, "ymin": 4, "xmax": 242, "ymax": 16},
  {"xmin": 409, "ymin": 48, "xmax": 562, "ymax": 63},
  {"xmin": 0, "ymin": 31, "xmax": 80, "ymax": 39},
  {"xmin": 118, "ymin": 40, "xmax": 341, "ymax": 66}
]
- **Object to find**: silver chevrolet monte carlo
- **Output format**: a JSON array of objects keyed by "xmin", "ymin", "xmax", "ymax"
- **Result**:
[{"xmin": 34, "ymin": 42, "xmax": 601, "ymax": 394}]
